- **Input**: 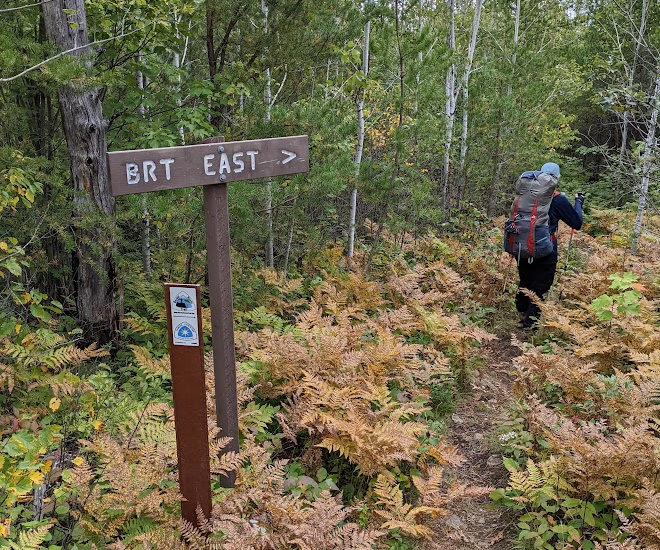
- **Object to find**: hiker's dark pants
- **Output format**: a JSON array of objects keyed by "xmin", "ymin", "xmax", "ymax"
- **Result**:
[{"xmin": 516, "ymin": 255, "xmax": 557, "ymax": 327}]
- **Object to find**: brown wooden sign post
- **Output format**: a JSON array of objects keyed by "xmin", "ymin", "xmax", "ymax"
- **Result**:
[
  {"xmin": 163, "ymin": 283, "xmax": 211, "ymax": 525},
  {"xmin": 108, "ymin": 135, "xmax": 309, "ymax": 512}
]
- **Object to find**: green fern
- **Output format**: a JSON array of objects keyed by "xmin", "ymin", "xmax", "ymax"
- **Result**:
[
  {"xmin": 122, "ymin": 516, "xmax": 158, "ymax": 540},
  {"xmin": 8, "ymin": 522, "xmax": 53, "ymax": 550}
]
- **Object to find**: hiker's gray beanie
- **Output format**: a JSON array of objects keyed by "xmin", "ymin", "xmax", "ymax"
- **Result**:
[{"xmin": 541, "ymin": 162, "xmax": 560, "ymax": 177}]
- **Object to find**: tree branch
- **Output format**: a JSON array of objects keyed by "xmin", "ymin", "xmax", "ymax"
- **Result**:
[
  {"xmin": 0, "ymin": 0, "xmax": 54, "ymax": 13},
  {"xmin": 0, "ymin": 23, "xmax": 152, "ymax": 83},
  {"xmin": 215, "ymin": 4, "xmax": 250, "ymax": 75},
  {"xmin": 270, "ymin": 68, "xmax": 288, "ymax": 106}
]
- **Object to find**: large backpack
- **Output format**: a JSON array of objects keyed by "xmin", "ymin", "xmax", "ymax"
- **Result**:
[{"xmin": 503, "ymin": 171, "xmax": 557, "ymax": 262}]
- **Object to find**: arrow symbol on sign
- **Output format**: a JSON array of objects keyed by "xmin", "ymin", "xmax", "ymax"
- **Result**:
[{"xmin": 281, "ymin": 150, "xmax": 297, "ymax": 164}]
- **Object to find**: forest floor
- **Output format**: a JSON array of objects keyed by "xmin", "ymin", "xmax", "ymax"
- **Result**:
[{"xmin": 432, "ymin": 327, "xmax": 523, "ymax": 549}]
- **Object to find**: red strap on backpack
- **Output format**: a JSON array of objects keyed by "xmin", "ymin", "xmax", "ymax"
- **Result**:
[
  {"xmin": 509, "ymin": 196, "xmax": 521, "ymax": 252},
  {"xmin": 527, "ymin": 198, "xmax": 538, "ymax": 256}
]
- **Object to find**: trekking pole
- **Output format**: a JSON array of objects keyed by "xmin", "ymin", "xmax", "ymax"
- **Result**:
[
  {"xmin": 558, "ymin": 229, "xmax": 575, "ymax": 301},
  {"xmin": 563, "ymin": 229, "xmax": 575, "ymax": 274}
]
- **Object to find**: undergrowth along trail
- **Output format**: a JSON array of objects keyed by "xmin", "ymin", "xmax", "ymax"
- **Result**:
[
  {"xmin": 437, "ymin": 336, "xmax": 520, "ymax": 549},
  {"xmin": 1, "ymin": 210, "xmax": 657, "ymax": 549}
]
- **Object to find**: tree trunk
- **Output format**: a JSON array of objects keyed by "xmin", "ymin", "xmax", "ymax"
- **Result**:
[
  {"xmin": 136, "ymin": 60, "xmax": 152, "ymax": 280},
  {"xmin": 348, "ymin": 18, "xmax": 370, "ymax": 259},
  {"xmin": 620, "ymin": 0, "xmax": 648, "ymax": 158},
  {"xmin": 507, "ymin": 0, "xmax": 520, "ymax": 97},
  {"xmin": 283, "ymin": 197, "xmax": 297, "ymax": 277},
  {"xmin": 262, "ymin": 0, "xmax": 275, "ymax": 268},
  {"xmin": 487, "ymin": 80, "xmax": 504, "ymax": 215},
  {"xmin": 458, "ymin": 0, "xmax": 484, "ymax": 204},
  {"xmin": 173, "ymin": 14, "xmax": 187, "ymax": 145},
  {"xmin": 42, "ymin": 0, "xmax": 116, "ymax": 343},
  {"xmin": 205, "ymin": 1, "xmax": 221, "ymax": 129},
  {"xmin": 414, "ymin": 0, "xmax": 425, "ymax": 116},
  {"xmin": 488, "ymin": 0, "xmax": 518, "ymax": 215},
  {"xmin": 442, "ymin": 0, "xmax": 456, "ymax": 209},
  {"xmin": 632, "ymin": 71, "xmax": 659, "ymax": 253}
]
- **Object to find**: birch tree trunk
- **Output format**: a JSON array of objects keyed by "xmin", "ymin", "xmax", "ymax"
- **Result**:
[
  {"xmin": 458, "ymin": 0, "xmax": 484, "ymax": 201},
  {"xmin": 262, "ymin": 0, "xmax": 274, "ymax": 268},
  {"xmin": 632, "ymin": 71, "xmax": 659, "ymax": 253},
  {"xmin": 283, "ymin": 196, "xmax": 297, "ymax": 278},
  {"xmin": 414, "ymin": 0, "xmax": 425, "ymax": 116},
  {"xmin": 136, "ymin": 60, "xmax": 152, "ymax": 280},
  {"xmin": 173, "ymin": 14, "xmax": 187, "ymax": 146},
  {"xmin": 348, "ymin": 18, "xmax": 370, "ymax": 259},
  {"xmin": 488, "ymin": 0, "xmax": 519, "ymax": 214},
  {"xmin": 441, "ymin": 0, "xmax": 456, "ymax": 209},
  {"xmin": 620, "ymin": 0, "xmax": 648, "ymax": 157},
  {"xmin": 507, "ymin": 0, "xmax": 520, "ymax": 97},
  {"xmin": 42, "ymin": 0, "xmax": 116, "ymax": 342}
]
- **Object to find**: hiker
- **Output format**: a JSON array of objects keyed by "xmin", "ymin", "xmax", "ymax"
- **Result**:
[{"xmin": 505, "ymin": 162, "xmax": 584, "ymax": 328}]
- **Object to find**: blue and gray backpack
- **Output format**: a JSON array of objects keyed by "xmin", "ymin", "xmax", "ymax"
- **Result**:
[{"xmin": 503, "ymin": 171, "xmax": 557, "ymax": 262}]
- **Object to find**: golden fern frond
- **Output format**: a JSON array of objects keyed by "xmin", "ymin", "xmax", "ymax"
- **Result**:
[
  {"xmin": 179, "ymin": 518, "xmax": 208, "ymax": 550},
  {"xmin": 374, "ymin": 470, "xmax": 405, "ymax": 511},
  {"xmin": 375, "ymin": 513, "xmax": 434, "ymax": 539},
  {"xmin": 130, "ymin": 345, "xmax": 170, "ymax": 378},
  {"xmin": 212, "ymin": 450, "xmax": 242, "ymax": 476},
  {"xmin": 333, "ymin": 523, "xmax": 384, "ymax": 550},
  {"xmin": 15, "ymin": 521, "xmax": 54, "ymax": 550},
  {"xmin": 413, "ymin": 465, "xmax": 445, "ymax": 504},
  {"xmin": 123, "ymin": 313, "xmax": 158, "ymax": 336}
]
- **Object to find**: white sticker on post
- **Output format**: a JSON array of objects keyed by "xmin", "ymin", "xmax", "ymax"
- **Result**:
[{"xmin": 169, "ymin": 287, "xmax": 200, "ymax": 346}]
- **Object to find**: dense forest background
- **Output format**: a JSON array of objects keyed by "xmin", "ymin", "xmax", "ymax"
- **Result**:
[
  {"xmin": 1, "ymin": 0, "xmax": 657, "ymax": 340},
  {"xmin": 0, "ymin": 0, "xmax": 658, "ymax": 548}
]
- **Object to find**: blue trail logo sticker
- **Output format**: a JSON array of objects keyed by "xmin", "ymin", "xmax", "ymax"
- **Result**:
[
  {"xmin": 169, "ymin": 286, "xmax": 200, "ymax": 346},
  {"xmin": 175, "ymin": 322, "xmax": 197, "ymax": 342}
]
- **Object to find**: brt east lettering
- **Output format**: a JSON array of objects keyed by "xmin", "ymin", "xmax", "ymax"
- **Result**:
[{"xmin": 125, "ymin": 150, "xmax": 260, "ymax": 185}]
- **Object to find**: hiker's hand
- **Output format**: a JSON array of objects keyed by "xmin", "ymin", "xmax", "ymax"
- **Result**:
[{"xmin": 575, "ymin": 192, "xmax": 585, "ymax": 204}]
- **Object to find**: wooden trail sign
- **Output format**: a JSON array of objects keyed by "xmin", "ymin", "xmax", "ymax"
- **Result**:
[
  {"xmin": 163, "ymin": 284, "xmax": 211, "ymax": 525},
  {"xmin": 108, "ymin": 135, "xmax": 310, "ymax": 521},
  {"xmin": 108, "ymin": 135, "xmax": 308, "ymax": 195}
]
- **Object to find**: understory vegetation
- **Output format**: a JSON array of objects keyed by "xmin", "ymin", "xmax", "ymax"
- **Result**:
[
  {"xmin": 2, "ymin": 208, "xmax": 658, "ymax": 549},
  {"xmin": 493, "ymin": 211, "xmax": 659, "ymax": 550},
  {"xmin": 1, "ymin": 0, "xmax": 659, "ymax": 548}
]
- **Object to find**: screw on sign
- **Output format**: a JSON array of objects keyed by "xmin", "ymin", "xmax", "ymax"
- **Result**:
[{"xmin": 107, "ymin": 136, "xmax": 309, "ymax": 525}]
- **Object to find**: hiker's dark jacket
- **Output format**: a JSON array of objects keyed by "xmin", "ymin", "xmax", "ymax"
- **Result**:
[{"xmin": 547, "ymin": 193, "xmax": 583, "ymax": 262}]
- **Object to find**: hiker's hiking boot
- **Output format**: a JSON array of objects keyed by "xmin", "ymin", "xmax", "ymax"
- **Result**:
[{"xmin": 518, "ymin": 312, "xmax": 539, "ymax": 330}]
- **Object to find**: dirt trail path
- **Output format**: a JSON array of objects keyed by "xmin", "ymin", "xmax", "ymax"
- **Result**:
[{"xmin": 431, "ymin": 332, "xmax": 522, "ymax": 549}]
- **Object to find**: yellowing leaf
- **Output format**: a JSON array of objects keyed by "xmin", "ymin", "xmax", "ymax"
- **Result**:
[
  {"xmin": 42, "ymin": 460, "xmax": 52, "ymax": 473},
  {"xmin": 72, "ymin": 457, "xmax": 84, "ymax": 467},
  {"xmin": 29, "ymin": 471, "xmax": 44, "ymax": 484},
  {"xmin": 49, "ymin": 397, "xmax": 61, "ymax": 412},
  {"xmin": 92, "ymin": 419, "xmax": 103, "ymax": 431},
  {"xmin": 0, "ymin": 241, "xmax": 8, "ymax": 251},
  {"xmin": 0, "ymin": 519, "xmax": 10, "ymax": 538}
]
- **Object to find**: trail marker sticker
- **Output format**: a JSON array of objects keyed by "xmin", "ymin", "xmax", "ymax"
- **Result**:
[{"xmin": 169, "ymin": 287, "xmax": 200, "ymax": 346}]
